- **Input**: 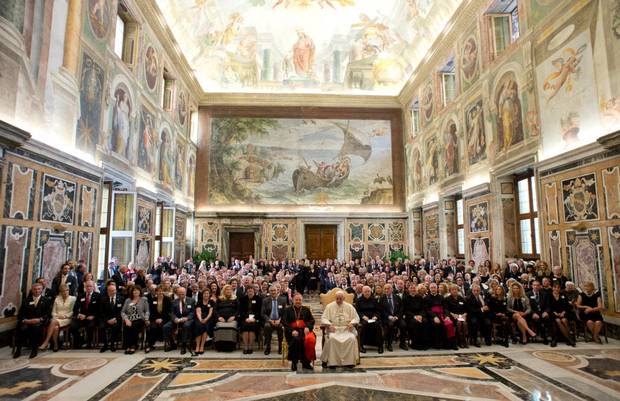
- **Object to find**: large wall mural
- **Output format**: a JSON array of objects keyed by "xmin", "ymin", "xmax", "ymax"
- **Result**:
[
  {"xmin": 155, "ymin": 0, "xmax": 462, "ymax": 95},
  {"xmin": 207, "ymin": 117, "xmax": 394, "ymax": 206}
]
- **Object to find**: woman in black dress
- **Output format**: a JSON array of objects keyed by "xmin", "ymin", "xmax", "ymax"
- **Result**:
[
  {"xmin": 576, "ymin": 281, "xmax": 604, "ymax": 343},
  {"xmin": 214, "ymin": 284, "xmax": 239, "ymax": 352},
  {"xmin": 194, "ymin": 288, "xmax": 214, "ymax": 354},
  {"xmin": 488, "ymin": 285, "xmax": 510, "ymax": 347},
  {"xmin": 239, "ymin": 286, "xmax": 262, "ymax": 354},
  {"xmin": 547, "ymin": 283, "xmax": 575, "ymax": 347}
]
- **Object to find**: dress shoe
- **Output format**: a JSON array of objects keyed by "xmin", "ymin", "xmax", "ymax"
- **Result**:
[
  {"xmin": 359, "ymin": 346, "xmax": 366, "ymax": 353},
  {"xmin": 291, "ymin": 363, "xmax": 297, "ymax": 371},
  {"xmin": 399, "ymin": 343, "xmax": 408, "ymax": 351},
  {"xmin": 278, "ymin": 347, "xmax": 282, "ymax": 354},
  {"xmin": 124, "ymin": 349, "xmax": 131, "ymax": 355},
  {"xmin": 248, "ymin": 349, "xmax": 253, "ymax": 354},
  {"xmin": 264, "ymin": 348, "xmax": 271, "ymax": 355},
  {"xmin": 550, "ymin": 339, "xmax": 557, "ymax": 347},
  {"xmin": 473, "ymin": 341, "xmax": 481, "ymax": 348},
  {"xmin": 164, "ymin": 344, "xmax": 171, "ymax": 352},
  {"xmin": 321, "ymin": 361, "xmax": 328, "ymax": 368},
  {"xmin": 386, "ymin": 344, "xmax": 393, "ymax": 352},
  {"xmin": 485, "ymin": 340, "xmax": 492, "ymax": 346},
  {"xmin": 503, "ymin": 340, "xmax": 509, "ymax": 348},
  {"xmin": 110, "ymin": 346, "xmax": 116, "ymax": 352},
  {"xmin": 180, "ymin": 346, "xmax": 187, "ymax": 355},
  {"xmin": 12, "ymin": 347, "xmax": 21, "ymax": 359},
  {"xmin": 100, "ymin": 346, "xmax": 108, "ymax": 353},
  {"xmin": 189, "ymin": 350, "xmax": 196, "ymax": 356},
  {"xmin": 378, "ymin": 346, "xmax": 384, "ymax": 354},
  {"xmin": 29, "ymin": 348, "xmax": 38, "ymax": 359},
  {"xmin": 301, "ymin": 362, "xmax": 313, "ymax": 370}
]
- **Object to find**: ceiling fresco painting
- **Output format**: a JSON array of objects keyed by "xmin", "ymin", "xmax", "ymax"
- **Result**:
[{"xmin": 155, "ymin": 0, "xmax": 462, "ymax": 95}]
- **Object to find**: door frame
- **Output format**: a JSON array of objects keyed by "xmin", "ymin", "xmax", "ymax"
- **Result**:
[
  {"xmin": 222, "ymin": 225, "xmax": 261, "ymax": 263},
  {"xmin": 298, "ymin": 219, "xmax": 345, "ymax": 260}
]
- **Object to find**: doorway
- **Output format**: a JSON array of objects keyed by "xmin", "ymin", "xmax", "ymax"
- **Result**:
[
  {"xmin": 229, "ymin": 232, "xmax": 255, "ymax": 261},
  {"xmin": 304, "ymin": 225, "xmax": 337, "ymax": 260}
]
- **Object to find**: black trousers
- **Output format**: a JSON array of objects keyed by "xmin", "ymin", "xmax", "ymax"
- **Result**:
[
  {"xmin": 359, "ymin": 320, "xmax": 383, "ymax": 347},
  {"xmin": 123, "ymin": 320, "xmax": 145, "ymax": 349},
  {"xmin": 100, "ymin": 319, "xmax": 122, "ymax": 347},
  {"xmin": 406, "ymin": 318, "xmax": 428, "ymax": 349},
  {"xmin": 15, "ymin": 322, "xmax": 45, "ymax": 350},
  {"xmin": 70, "ymin": 317, "xmax": 97, "ymax": 346},
  {"xmin": 469, "ymin": 314, "xmax": 492, "ymax": 343},
  {"xmin": 263, "ymin": 322, "xmax": 283, "ymax": 350},
  {"xmin": 383, "ymin": 318, "xmax": 406, "ymax": 346},
  {"xmin": 163, "ymin": 320, "xmax": 193, "ymax": 345},
  {"xmin": 146, "ymin": 320, "xmax": 166, "ymax": 347}
]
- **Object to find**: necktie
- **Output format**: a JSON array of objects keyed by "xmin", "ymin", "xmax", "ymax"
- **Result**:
[
  {"xmin": 479, "ymin": 295, "xmax": 484, "ymax": 307},
  {"xmin": 388, "ymin": 296, "xmax": 394, "ymax": 314},
  {"xmin": 180, "ymin": 301, "xmax": 183, "ymax": 314},
  {"xmin": 33, "ymin": 297, "xmax": 39, "ymax": 307},
  {"xmin": 86, "ymin": 293, "xmax": 90, "ymax": 309},
  {"xmin": 271, "ymin": 299, "xmax": 278, "ymax": 320},
  {"xmin": 110, "ymin": 296, "xmax": 114, "ymax": 305}
]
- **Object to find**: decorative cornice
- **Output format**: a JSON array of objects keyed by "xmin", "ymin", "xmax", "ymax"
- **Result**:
[
  {"xmin": 200, "ymin": 92, "xmax": 402, "ymax": 108},
  {"xmin": 597, "ymin": 130, "xmax": 620, "ymax": 153},
  {"xmin": 0, "ymin": 120, "xmax": 31, "ymax": 147}
]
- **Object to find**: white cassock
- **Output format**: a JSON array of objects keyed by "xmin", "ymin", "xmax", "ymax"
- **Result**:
[{"xmin": 321, "ymin": 301, "xmax": 360, "ymax": 367}]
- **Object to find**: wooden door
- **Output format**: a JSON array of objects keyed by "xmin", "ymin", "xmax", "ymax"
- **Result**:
[
  {"xmin": 305, "ymin": 225, "xmax": 337, "ymax": 260},
  {"xmin": 229, "ymin": 232, "xmax": 254, "ymax": 261}
]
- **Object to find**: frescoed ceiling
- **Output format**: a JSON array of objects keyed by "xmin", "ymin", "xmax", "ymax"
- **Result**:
[{"xmin": 155, "ymin": 0, "xmax": 463, "ymax": 95}]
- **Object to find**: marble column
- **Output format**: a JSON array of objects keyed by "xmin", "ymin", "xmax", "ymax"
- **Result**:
[{"xmin": 62, "ymin": 0, "xmax": 81, "ymax": 76}]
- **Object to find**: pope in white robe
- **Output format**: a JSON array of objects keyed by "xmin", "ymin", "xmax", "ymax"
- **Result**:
[{"xmin": 321, "ymin": 291, "xmax": 360, "ymax": 367}]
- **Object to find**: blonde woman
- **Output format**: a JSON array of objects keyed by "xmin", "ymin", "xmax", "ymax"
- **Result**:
[
  {"xmin": 213, "ymin": 284, "xmax": 239, "ymax": 352},
  {"xmin": 576, "ymin": 281, "xmax": 604, "ymax": 343},
  {"xmin": 41, "ymin": 284, "xmax": 76, "ymax": 351},
  {"xmin": 507, "ymin": 282, "xmax": 536, "ymax": 344}
]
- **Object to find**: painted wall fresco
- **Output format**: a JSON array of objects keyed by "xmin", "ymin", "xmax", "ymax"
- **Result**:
[
  {"xmin": 138, "ymin": 107, "xmax": 157, "ymax": 175},
  {"xmin": 423, "ymin": 208, "xmax": 439, "ymax": 262},
  {"xmin": 76, "ymin": 52, "xmax": 105, "ymax": 154},
  {"xmin": 208, "ymin": 117, "xmax": 394, "ymax": 205},
  {"xmin": 494, "ymin": 71, "xmax": 524, "ymax": 153},
  {"xmin": 109, "ymin": 83, "xmax": 133, "ymax": 159},
  {"xmin": 459, "ymin": 30, "xmax": 480, "ymax": 93},
  {"xmin": 465, "ymin": 194, "xmax": 493, "ymax": 269},
  {"xmin": 155, "ymin": 0, "xmax": 462, "ymax": 95},
  {"xmin": 465, "ymin": 98, "xmax": 486, "ymax": 166}
]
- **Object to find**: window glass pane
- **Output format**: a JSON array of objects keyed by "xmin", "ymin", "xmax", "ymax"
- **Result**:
[
  {"xmin": 493, "ymin": 15, "xmax": 511, "ymax": 54},
  {"xmin": 114, "ymin": 16, "xmax": 125, "ymax": 58},
  {"xmin": 97, "ymin": 234, "xmax": 107, "ymax": 280},
  {"xmin": 190, "ymin": 111, "xmax": 199, "ymax": 144},
  {"xmin": 154, "ymin": 240, "xmax": 160, "ymax": 261},
  {"xmin": 517, "ymin": 178, "xmax": 530, "ymax": 214},
  {"xmin": 412, "ymin": 109, "xmax": 420, "ymax": 135},
  {"xmin": 456, "ymin": 199, "xmax": 464, "ymax": 225},
  {"xmin": 161, "ymin": 242, "xmax": 173, "ymax": 259},
  {"xmin": 442, "ymin": 73, "xmax": 456, "ymax": 105},
  {"xmin": 155, "ymin": 206, "xmax": 162, "ymax": 236},
  {"xmin": 511, "ymin": 7, "xmax": 520, "ymax": 42},
  {"xmin": 111, "ymin": 237, "xmax": 132, "ymax": 265},
  {"xmin": 530, "ymin": 176, "xmax": 538, "ymax": 212},
  {"xmin": 112, "ymin": 193, "xmax": 134, "ymax": 231},
  {"xmin": 534, "ymin": 217, "xmax": 540, "ymax": 255},
  {"xmin": 100, "ymin": 185, "xmax": 109, "ymax": 228},
  {"xmin": 162, "ymin": 208, "xmax": 174, "ymax": 238},
  {"xmin": 520, "ymin": 219, "xmax": 532, "ymax": 254},
  {"xmin": 457, "ymin": 228, "xmax": 465, "ymax": 255}
]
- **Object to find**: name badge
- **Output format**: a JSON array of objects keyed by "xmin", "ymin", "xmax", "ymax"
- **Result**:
[
  {"xmin": 251, "ymin": 300, "xmax": 256, "ymax": 304},
  {"xmin": 116, "ymin": 304, "xmax": 122, "ymax": 307},
  {"xmin": 278, "ymin": 305, "xmax": 283, "ymax": 309},
  {"xmin": 67, "ymin": 282, "xmax": 71, "ymax": 286},
  {"xmin": 187, "ymin": 305, "xmax": 192, "ymax": 309},
  {"xmin": 153, "ymin": 301, "xmax": 158, "ymax": 305},
  {"xmin": 530, "ymin": 296, "xmax": 535, "ymax": 299},
  {"xmin": 81, "ymin": 298, "xmax": 85, "ymax": 301},
  {"xmin": 29, "ymin": 301, "xmax": 35, "ymax": 305},
  {"xmin": 459, "ymin": 301, "xmax": 464, "ymax": 305}
]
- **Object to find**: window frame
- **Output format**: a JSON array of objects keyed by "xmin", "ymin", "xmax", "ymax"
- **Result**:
[
  {"xmin": 514, "ymin": 171, "xmax": 539, "ymax": 259},
  {"xmin": 98, "ymin": 181, "xmax": 113, "ymax": 280},
  {"xmin": 485, "ymin": 0, "xmax": 520, "ymax": 61},
  {"xmin": 455, "ymin": 195, "xmax": 465, "ymax": 259}
]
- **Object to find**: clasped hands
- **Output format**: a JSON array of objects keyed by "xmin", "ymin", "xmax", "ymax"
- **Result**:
[{"xmin": 292, "ymin": 327, "xmax": 310, "ymax": 337}]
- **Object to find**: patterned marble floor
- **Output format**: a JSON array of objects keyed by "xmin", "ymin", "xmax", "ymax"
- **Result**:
[{"xmin": 1, "ymin": 340, "xmax": 619, "ymax": 401}]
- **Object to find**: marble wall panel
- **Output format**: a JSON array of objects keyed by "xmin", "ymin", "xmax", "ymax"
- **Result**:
[
  {"xmin": 0, "ymin": 225, "xmax": 30, "ymax": 319},
  {"xmin": 3, "ymin": 161, "xmax": 36, "ymax": 220}
]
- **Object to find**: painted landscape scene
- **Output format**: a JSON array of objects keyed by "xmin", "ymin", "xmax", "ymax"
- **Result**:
[{"xmin": 208, "ymin": 117, "xmax": 393, "ymax": 205}]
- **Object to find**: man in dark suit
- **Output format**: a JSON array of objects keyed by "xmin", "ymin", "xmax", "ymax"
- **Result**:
[
  {"xmin": 71, "ymin": 280, "xmax": 99, "ymax": 348},
  {"xmin": 13, "ymin": 283, "xmax": 52, "ymax": 358},
  {"xmin": 112, "ymin": 265, "xmax": 129, "ymax": 295},
  {"xmin": 356, "ymin": 286, "xmax": 383, "ymax": 353},
  {"xmin": 99, "ymin": 281, "xmax": 124, "ymax": 352},
  {"xmin": 35, "ymin": 277, "xmax": 53, "ymax": 299},
  {"xmin": 466, "ymin": 284, "xmax": 492, "ymax": 346},
  {"xmin": 379, "ymin": 283, "xmax": 405, "ymax": 351},
  {"xmin": 261, "ymin": 285, "xmax": 287, "ymax": 355},
  {"xmin": 163, "ymin": 287, "xmax": 195, "ymax": 354},
  {"xmin": 527, "ymin": 280, "xmax": 550, "ymax": 344},
  {"xmin": 51, "ymin": 263, "xmax": 79, "ymax": 297}
]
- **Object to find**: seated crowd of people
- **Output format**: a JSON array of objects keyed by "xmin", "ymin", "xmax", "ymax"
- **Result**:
[{"xmin": 13, "ymin": 256, "xmax": 606, "ymax": 372}]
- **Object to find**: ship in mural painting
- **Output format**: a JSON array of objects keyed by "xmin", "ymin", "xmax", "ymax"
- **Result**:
[
  {"xmin": 208, "ymin": 117, "xmax": 393, "ymax": 205},
  {"xmin": 292, "ymin": 121, "xmax": 371, "ymax": 192}
]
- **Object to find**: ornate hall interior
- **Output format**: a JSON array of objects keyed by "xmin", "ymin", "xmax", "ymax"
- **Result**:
[{"xmin": 0, "ymin": 0, "xmax": 620, "ymax": 400}]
